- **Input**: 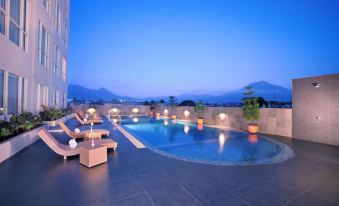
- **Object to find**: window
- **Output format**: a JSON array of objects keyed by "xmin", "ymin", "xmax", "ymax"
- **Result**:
[
  {"xmin": 21, "ymin": 78, "xmax": 25, "ymax": 112},
  {"xmin": 8, "ymin": 73, "xmax": 19, "ymax": 114},
  {"xmin": 55, "ymin": 4, "xmax": 60, "ymax": 34},
  {"xmin": 9, "ymin": 0, "xmax": 20, "ymax": 46},
  {"xmin": 0, "ymin": 70, "xmax": 3, "ymax": 109},
  {"xmin": 38, "ymin": 22, "xmax": 48, "ymax": 66},
  {"xmin": 22, "ymin": 0, "xmax": 27, "ymax": 50},
  {"xmin": 53, "ymin": 44, "xmax": 59, "ymax": 75},
  {"xmin": 0, "ymin": 0, "xmax": 5, "ymax": 35},
  {"xmin": 62, "ymin": 57, "xmax": 67, "ymax": 81}
]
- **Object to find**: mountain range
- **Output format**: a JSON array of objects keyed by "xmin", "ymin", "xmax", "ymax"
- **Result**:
[{"xmin": 68, "ymin": 81, "xmax": 292, "ymax": 103}]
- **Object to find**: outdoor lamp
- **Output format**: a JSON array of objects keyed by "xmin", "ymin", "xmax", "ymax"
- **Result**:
[
  {"xmin": 164, "ymin": 109, "xmax": 169, "ymax": 116},
  {"xmin": 132, "ymin": 108, "xmax": 139, "ymax": 114},
  {"xmin": 184, "ymin": 110, "xmax": 190, "ymax": 118},
  {"xmin": 219, "ymin": 113, "xmax": 226, "ymax": 121},
  {"xmin": 87, "ymin": 108, "xmax": 96, "ymax": 115},
  {"xmin": 74, "ymin": 128, "xmax": 80, "ymax": 133},
  {"xmin": 112, "ymin": 108, "xmax": 119, "ymax": 114}
]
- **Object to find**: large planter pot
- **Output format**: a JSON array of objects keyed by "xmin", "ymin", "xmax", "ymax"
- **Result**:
[
  {"xmin": 156, "ymin": 112, "xmax": 160, "ymax": 117},
  {"xmin": 197, "ymin": 118, "xmax": 204, "ymax": 125},
  {"xmin": 171, "ymin": 115, "xmax": 177, "ymax": 120},
  {"xmin": 248, "ymin": 124, "xmax": 259, "ymax": 134},
  {"xmin": 42, "ymin": 114, "xmax": 73, "ymax": 127},
  {"xmin": 0, "ymin": 125, "xmax": 48, "ymax": 163}
]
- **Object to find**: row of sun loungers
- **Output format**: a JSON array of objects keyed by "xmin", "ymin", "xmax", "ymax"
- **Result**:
[{"xmin": 37, "ymin": 112, "xmax": 118, "ymax": 161}]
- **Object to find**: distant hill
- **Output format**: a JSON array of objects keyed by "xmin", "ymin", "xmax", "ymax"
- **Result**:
[
  {"xmin": 170, "ymin": 81, "xmax": 292, "ymax": 103},
  {"xmin": 68, "ymin": 81, "xmax": 292, "ymax": 103},
  {"xmin": 68, "ymin": 84, "xmax": 135, "ymax": 102}
]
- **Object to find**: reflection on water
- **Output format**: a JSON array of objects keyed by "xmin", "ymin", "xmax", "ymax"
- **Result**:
[
  {"xmin": 218, "ymin": 132, "xmax": 226, "ymax": 153},
  {"xmin": 184, "ymin": 124, "xmax": 190, "ymax": 134},
  {"xmin": 132, "ymin": 117, "xmax": 139, "ymax": 123},
  {"xmin": 197, "ymin": 124, "xmax": 204, "ymax": 130},
  {"xmin": 164, "ymin": 119, "xmax": 168, "ymax": 126},
  {"xmin": 172, "ymin": 120, "xmax": 177, "ymax": 124},
  {"xmin": 248, "ymin": 134, "xmax": 258, "ymax": 144}
]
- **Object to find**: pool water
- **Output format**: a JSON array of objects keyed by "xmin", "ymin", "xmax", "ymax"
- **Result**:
[{"xmin": 119, "ymin": 116, "xmax": 294, "ymax": 165}]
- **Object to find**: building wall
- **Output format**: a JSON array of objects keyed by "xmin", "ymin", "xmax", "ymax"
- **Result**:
[
  {"xmin": 293, "ymin": 74, "xmax": 339, "ymax": 146},
  {"xmin": 0, "ymin": 0, "xmax": 69, "ymax": 117},
  {"xmin": 70, "ymin": 104, "xmax": 292, "ymax": 138}
]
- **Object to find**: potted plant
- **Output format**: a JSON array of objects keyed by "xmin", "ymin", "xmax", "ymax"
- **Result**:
[
  {"xmin": 169, "ymin": 96, "xmax": 177, "ymax": 120},
  {"xmin": 194, "ymin": 100, "xmax": 205, "ymax": 125},
  {"xmin": 242, "ymin": 86, "xmax": 260, "ymax": 133}
]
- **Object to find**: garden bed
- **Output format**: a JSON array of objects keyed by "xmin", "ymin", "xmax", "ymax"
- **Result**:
[
  {"xmin": 42, "ymin": 113, "xmax": 74, "ymax": 127},
  {"xmin": 0, "ymin": 125, "xmax": 47, "ymax": 163}
]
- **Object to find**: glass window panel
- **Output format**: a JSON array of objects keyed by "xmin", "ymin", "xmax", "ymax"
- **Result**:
[
  {"xmin": 10, "ymin": 0, "xmax": 20, "ymax": 24},
  {"xmin": 9, "ymin": 22, "xmax": 20, "ymax": 46},
  {"xmin": 0, "ymin": 0, "xmax": 5, "ymax": 9},
  {"xmin": 41, "ymin": 26, "xmax": 46, "ymax": 65},
  {"xmin": 0, "ymin": 12, "xmax": 4, "ymax": 35},
  {"xmin": 0, "ymin": 70, "xmax": 3, "ymax": 108},
  {"xmin": 21, "ymin": 78, "xmax": 25, "ymax": 112},
  {"xmin": 8, "ymin": 73, "xmax": 19, "ymax": 114}
]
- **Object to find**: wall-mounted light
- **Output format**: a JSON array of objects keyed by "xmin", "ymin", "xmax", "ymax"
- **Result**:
[
  {"xmin": 315, "ymin": 116, "xmax": 321, "ymax": 119},
  {"xmin": 132, "ymin": 108, "xmax": 139, "ymax": 114},
  {"xmin": 164, "ymin": 109, "xmax": 169, "ymax": 116},
  {"xmin": 312, "ymin": 82, "xmax": 320, "ymax": 88},
  {"xmin": 184, "ymin": 110, "xmax": 190, "ymax": 118},
  {"xmin": 219, "ymin": 113, "xmax": 227, "ymax": 121}
]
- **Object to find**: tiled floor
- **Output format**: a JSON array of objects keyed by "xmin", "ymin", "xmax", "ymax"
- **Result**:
[{"xmin": 0, "ymin": 118, "xmax": 339, "ymax": 206}]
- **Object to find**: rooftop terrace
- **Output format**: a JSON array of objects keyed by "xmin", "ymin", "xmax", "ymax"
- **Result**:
[{"xmin": 0, "ymin": 118, "xmax": 338, "ymax": 206}]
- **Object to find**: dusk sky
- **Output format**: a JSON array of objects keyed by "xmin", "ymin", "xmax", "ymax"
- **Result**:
[{"xmin": 69, "ymin": 0, "xmax": 339, "ymax": 97}]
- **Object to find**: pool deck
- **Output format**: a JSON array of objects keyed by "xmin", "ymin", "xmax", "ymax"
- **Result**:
[{"xmin": 0, "ymin": 118, "xmax": 339, "ymax": 206}]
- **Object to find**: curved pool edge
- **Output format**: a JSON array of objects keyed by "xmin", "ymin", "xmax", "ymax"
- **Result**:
[{"xmin": 112, "ymin": 120, "xmax": 295, "ymax": 166}]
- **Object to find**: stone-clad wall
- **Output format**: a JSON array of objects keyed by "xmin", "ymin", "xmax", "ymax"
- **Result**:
[
  {"xmin": 293, "ymin": 74, "xmax": 339, "ymax": 146},
  {"xmin": 70, "ymin": 104, "xmax": 292, "ymax": 137}
]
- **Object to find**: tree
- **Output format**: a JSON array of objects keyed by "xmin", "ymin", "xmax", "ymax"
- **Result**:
[
  {"xmin": 168, "ymin": 96, "xmax": 177, "ymax": 114},
  {"xmin": 159, "ymin": 99, "xmax": 165, "ymax": 104},
  {"xmin": 257, "ymin": 97, "xmax": 266, "ymax": 107},
  {"xmin": 242, "ymin": 86, "xmax": 260, "ymax": 125},
  {"xmin": 143, "ymin": 101, "xmax": 150, "ymax": 106},
  {"xmin": 194, "ymin": 101, "xmax": 205, "ymax": 119},
  {"xmin": 179, "ymin": 100, "xmax": 196, "ymax": 106}
]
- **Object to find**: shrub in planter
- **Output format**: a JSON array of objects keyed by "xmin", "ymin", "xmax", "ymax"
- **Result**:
[
  {"xmin": 242, "ymin": 86, "xmax": 260, "ymax": 133},
  {"xmin": 39, "ymin": 105, "xmax": 69, "ymax": 121},
  {"xmin": 10, "ymin": 112, "xmax": 41, "ymax": 133},
  {"xmin": 194, "ymin": 100, "xmax": 205, "ymax": 125}
]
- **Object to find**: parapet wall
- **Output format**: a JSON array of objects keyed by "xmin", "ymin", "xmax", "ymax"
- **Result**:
[{"xmin": 70, "ymin": 104, "xmax": 292, "ymax": 138}]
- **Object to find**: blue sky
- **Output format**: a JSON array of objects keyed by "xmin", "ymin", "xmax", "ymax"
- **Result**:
[{"xmin": 68, "ymin": 0, "xmax": 339, "ymax": 97}]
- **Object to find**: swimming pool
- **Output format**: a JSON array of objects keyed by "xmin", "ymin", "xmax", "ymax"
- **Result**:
[{"xmin": 118, "ymin": 116, "xmax": 294, "ymax": 165}]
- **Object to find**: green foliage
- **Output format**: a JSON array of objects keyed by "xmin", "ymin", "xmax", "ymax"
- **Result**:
[
  {"xmin": 179, "ymin": 100, "xmax": 196, "ymax": 106},
  {"xmin": 39, "ymin": 105, "xmax": 69, "ymax": 121},
  {"xmin": 168, "ymin": 96, "xmax": 177, "ymax": 114},
  {"xmin": 0, "ymin": 121, "xmax": 14, "ymax": 139},
  {"xmin": 194, "ymin": 101, "xmax": 205, "ymax": 119},
  {"xmin": 149, "ymin": 100, "xmax": 159, "ymax": 112},
  {"xmin": 10, "ymin": 112, "xmax": 41, "ymax": 133},
  {"xmin": 242, "ymin": 86, "xmax": 260, "ymax": 124}
]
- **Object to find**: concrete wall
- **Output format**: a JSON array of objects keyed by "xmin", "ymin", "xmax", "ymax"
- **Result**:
[
  {"xmin": 0, "ymin": 0, "xmax": 69, "ymax": 116},
  {"xmin": 293, "ymin": 74, "xmax": 339, "ymax": 146},
  {"xmin": 70, "ymin": 104, "xmax": 292, "ymax": 137}
]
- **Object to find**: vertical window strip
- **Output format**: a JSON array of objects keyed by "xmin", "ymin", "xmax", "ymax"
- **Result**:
[
  {"xmin": 9, "ymin": 0, "xmax": 20, "ymax": 46},
  {"xmin": 8, "ymin": 73, "xmax": 19, "ymax": 114},
  {"xmin": 0, "ymin": 0, "xmax": 5, "ymax": 35}
]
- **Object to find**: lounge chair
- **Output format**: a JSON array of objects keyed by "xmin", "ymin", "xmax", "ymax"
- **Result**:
[
  {"xmin": 37, "ymin": 128, "xmax": 118, "ymax": 159},
  {"xmin": 79, "ymin": 111, "xmax": 102, "ymax": 121},
  {"xmin": 58, "ymin": 121, "xmax": 110, "ymax": 139},
  {"xmin": 74, "ymin": 113, "xmax": 103, "ymax": 125}
]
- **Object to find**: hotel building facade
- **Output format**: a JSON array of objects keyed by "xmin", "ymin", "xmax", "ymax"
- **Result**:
[{"xmin": 0, "ymin": 0, "xmax": 69, "ymax": 117}]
